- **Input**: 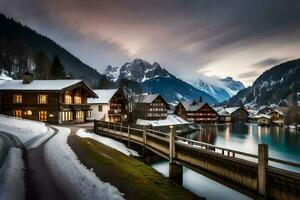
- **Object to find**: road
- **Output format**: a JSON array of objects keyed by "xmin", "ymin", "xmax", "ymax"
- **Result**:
[{"xmin": 24, "ymin": 126, "xmax": 69, "ymax": 200}]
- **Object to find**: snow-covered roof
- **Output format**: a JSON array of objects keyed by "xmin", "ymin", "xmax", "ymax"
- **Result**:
[
  {"xmin": 0, "ymin": 79, "xmax": 83, "ymax": 91},
  {"xmin": 268, "ymin": 109, "xmax": 284, "ymax": 116},
  {"xmin": 88, "ymin": 89, "xmax": 119, "ymax": 104},
  {"xmin": 251, "ymin": 114, "xmax": 271, "ymax": 119},
  {"xmin": 136, "ymin": 114, "xmax": 191, "ymax": 127},
  {"xmin": 181, "ymin": 101, "xmax": 206, "ymax": 112},
  {"xmin": 224, "ymin": 107, "xmax": 242, "ymax": 114},
  {"xmin": 133, "ymin": 94, "xmax": 160, "ymax": 103},
  {"xmin": 213, "ymin": 107, "xmax": 229, "ymax": 116}
]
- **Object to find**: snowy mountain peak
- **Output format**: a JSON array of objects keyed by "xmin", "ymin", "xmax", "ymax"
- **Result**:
[
  {"xmin": 104, "ymin": 59, "xmax": 171, "ymax": 83},
  {"xmin": 189, "ymin": 76, "xmax": 245, "ymax": 102}
]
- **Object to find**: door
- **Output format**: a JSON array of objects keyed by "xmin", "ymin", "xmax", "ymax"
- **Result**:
[
  {"xmin": 15, "ymin": 110, "xmax": 22, "ymax": 118},
  {"xmin": 39, "ymin": 111, "xmax": 47, "ymax": 122}
]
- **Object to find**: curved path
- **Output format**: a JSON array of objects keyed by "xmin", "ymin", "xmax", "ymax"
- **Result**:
[{"xmin": 24, "ymin": 126, "xmax": 69, "ymax": 200}]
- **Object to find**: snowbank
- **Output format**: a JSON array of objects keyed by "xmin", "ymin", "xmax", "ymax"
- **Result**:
[
  {"xmin": 0, "ymin": 114, "xmax": 48, "ymax": 143},
  {"xmin": 0, "ymin": 148, "xmax": 25, "ymax": 200},
  {"xmin": 45, "ymin": 126, "xmax": 124, "ymax": 200},
  {"xmin": 77, "ymin": 128, "xmax": 139, "ymax": 157},
  {"xmin": 137, "ymin": 114, "xmax": 191, "ymax": 127}
]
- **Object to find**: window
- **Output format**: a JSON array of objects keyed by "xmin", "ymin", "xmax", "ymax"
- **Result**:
[
  {"xmin": 98, "ymin": 105, "xmax": 103, "ymax": 112},
  {"xmin": 60, "ymin": 111, "xmax": 73, "ymax": 122},
  {"xmin": 38, "ymin": 95, "xmax": 48, "ymax": 104},
  {"xmin": 13, "ymin": 94, "xmax": 22, "ymax": 103},
  {"xmin": 24, "ymin": 110, "xmax": 32, "ymax": 116},
  {"xmin": 39, "ymin": 111, "xmax": 47, "ymax": 122},
  {"xmin": 74, "ymin": 96, "xmax": 82, "ymax": 104},
  {"xmin": 76, "ymin": 111, "xmax": 84, "ymax": 119},
  {"xmin": 14, "ymin": 110, "xmax": 22, "ymax": 118},
  {"xmin": 65, "ymin": 94, "xmax": 72, "ymax": 104}
]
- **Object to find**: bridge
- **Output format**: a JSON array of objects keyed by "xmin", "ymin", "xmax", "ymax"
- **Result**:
[{"xmin": 94, "ymin": 120, "xmax": 300, "ymax": 200}]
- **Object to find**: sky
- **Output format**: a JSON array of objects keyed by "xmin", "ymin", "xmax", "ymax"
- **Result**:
[{"xmin": 1, "ymin": 0, "xmax": 300, "ymax": 86}]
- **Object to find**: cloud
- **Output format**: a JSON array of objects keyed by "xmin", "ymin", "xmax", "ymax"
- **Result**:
[
  {"xmin": 252, "ymin": 57, "xmax": 288, "ymax": 68},
  {"xmin": 238, "ymin": 71, "xmax": 261, "ymax": 79},
  {"xmin": 1, "ymin": 0, "xmax": 300, "ymax": 85}
]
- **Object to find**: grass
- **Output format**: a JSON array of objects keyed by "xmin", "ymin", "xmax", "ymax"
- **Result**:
[{"xmin": 71, "ymin": 135, "xmax": 202, "ymax": 200}]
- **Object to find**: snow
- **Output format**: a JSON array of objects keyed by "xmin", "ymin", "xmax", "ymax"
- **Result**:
[
  {"xmin": 181, "ymin": 101, "xmax": 206, "ymax": 112},
  {"xmin": 137, "ymin": 114, "xmax": 191, "ymax": 127},
  {"xmin": 77, "ymin": 129, "xmax": 139, "ymax": 157},
  {"xmin": 133, "ymin": 94, "xmax": 160, "ymax": 103},
  {"xmin": 0, "ymin": 148, "xmax": 25, "ymax": 200},
  {"xmin": 26, "ymin": 127, "xmax": 55, "ymax": 149},
  {"xmin": 45, "ymin": 126, "xmax": 124, "ymax": 200},
  {"xmin": 0, "ymin": 114, "xmax": 48, "ymax": 143},
  {"xmin": 0, "ymin": 70, "xmax": 13, "ymax": 80},
  {"xmin": 0, "ymin": 79, "xmax": 83, "ymax": 90},
  {"xmin": 88, "ymin": 89, "xmax": 118, "ymax": 104}
]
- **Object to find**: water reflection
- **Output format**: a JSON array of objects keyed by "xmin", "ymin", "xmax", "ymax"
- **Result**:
[{"xmin": 186, "ymin": 123, "xmax": 300, "ymax": 164}]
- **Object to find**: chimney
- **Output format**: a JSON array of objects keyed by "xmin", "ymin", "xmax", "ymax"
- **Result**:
[
  {"xmin": 22, "ymin": 71, "xmax": 33, "ymax": 84},
  {"xmin": 199, "ymin": 96, "xmax": 203, "ymax": 102}
]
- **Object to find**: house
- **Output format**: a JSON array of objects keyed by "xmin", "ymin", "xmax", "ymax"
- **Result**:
[
  {"xmin": 132, "ymin": 94, "xmax": 169, "ymax": 120},
  {"xmin": 268, "ymin": 109, "xmax": 284, "ymax": 126},
  {"xmin": 225, "ymin": 107, "xmax": 249, "ymax": 123},
  {"xmin": 174, "ymin": 101, "xmax": 218, "ymax": 124},
  {"xmin": 249, "ymin": 114, "xmax": 271, "ymax": 126},
  {"xmin": 213, "ymin": 107, "xmax": 231, "ymax": 123},
  {"xmin": 0, "ymin": 72, "xmax": 97, "ymax": 123},
  {"xmin": 87, "ymin": 89, "xmax": 127, "ymax": 122}
]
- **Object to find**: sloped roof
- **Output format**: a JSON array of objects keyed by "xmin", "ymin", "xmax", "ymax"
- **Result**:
[
  {"xmin": 213, "ymin": 107, "xmax": 229, "ymax": 116},
  {"xmin": 0, "ymin": 79, "xmax": 82, "ymax": 91},
  {"xmin": 224, "ymin": 107, "xmax": 241, "ymax": 114},
  {"xmin": 181, "ymin": 101, "xmax": 206, "ymax": 112},
  {"xmin": 88, "ymin": 89, "xmax": 119, "ymax": 104},
  {"xmin": 133, "ymin": 94, "xmax": 160, "ymax": 103},
  {"xmin": 251, "ymin": 114, "xmax": 271, "ymax": 119}
]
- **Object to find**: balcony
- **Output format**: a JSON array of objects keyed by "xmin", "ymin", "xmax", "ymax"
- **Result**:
[{"xmin": 60, "ymin": 103, "xmax": 91, "ymax": 111}]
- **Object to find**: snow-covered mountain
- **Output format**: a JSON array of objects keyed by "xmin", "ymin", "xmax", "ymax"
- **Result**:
[
  {"xmin": 104, "ymin": 59, "xmax": 217, "ymax": 104},
  {"xmin": 188, "ymin": 76, "xmax": 245, "ymax": 102}
]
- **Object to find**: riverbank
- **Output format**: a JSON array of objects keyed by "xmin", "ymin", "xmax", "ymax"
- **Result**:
[{"xmin": 68, "ymin": 134, "xmax": 202, "ymax": 200}]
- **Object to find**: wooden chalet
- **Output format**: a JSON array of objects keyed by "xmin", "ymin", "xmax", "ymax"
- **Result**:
[
  {"xmin": 131, "ymin": 94, "xmax": 169, "ymax": 120},
  {"xmin": 225, "ymin": 107, "xmax": 249, "ymax": 122},
  {"xmin": 87, "ymin": 88, "xmax": 128, "ymax": 122},
  {"xmin": 213, "ymin": 107, "xmax": 231, "ymax": 123},
  {"xmin": 174, "ymin": 100, "xmax": 218, "ymax": 124},
  {"xmin": 0, "ymin": 72, "xmax": 97, "ymax": 123}
]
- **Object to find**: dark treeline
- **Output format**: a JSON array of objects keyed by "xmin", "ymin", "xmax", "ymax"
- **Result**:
[{"xmin": 0, "ymin": 13, "xmax": 101, "ymax": 86}]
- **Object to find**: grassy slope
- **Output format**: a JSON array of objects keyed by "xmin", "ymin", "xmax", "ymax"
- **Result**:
[{"xmin": 69, "ymin": 135, "xmax": 202, "ymax": 200}]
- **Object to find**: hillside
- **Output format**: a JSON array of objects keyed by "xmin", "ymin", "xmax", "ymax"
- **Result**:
[
  {"xmin": 0, "ymin": 13, "xmax": 101, "ymax": 87},
  {"xmin": 227, "ymin": 59, "xmax": 300, "ymax": 107}
]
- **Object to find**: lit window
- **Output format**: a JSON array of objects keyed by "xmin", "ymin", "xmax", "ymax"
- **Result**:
[
  {"xmin": 38, "ymin": 95, "xmax": 48, "ymax": 104},
  {"xmin": 65, "ymin": 94, "xmax": 72, "ymax": 104},
  {"xmin": 98, "ymin": 105, "xmax": 103, "ymax": 111},
  {"xmin": 13, "ymin": 94, "xmax": 22, "ymax": 103},
  {"xmin": 74, "ymin": 96, "xmax": 82, "ymax": 104},
  {"xmin": 26, "ymin": 110, "xmax": 32, "ymax": 116},
  {"xmin": 39, "ymin": 111, "xmax": 47, "ymax": 122},
  {"xmin": 76, "ymin": 111, "xmax": 84, "ymax": 119},
  {"xmin": 14, "ymin": 110, "xmax": 22, "ymax": 118}
]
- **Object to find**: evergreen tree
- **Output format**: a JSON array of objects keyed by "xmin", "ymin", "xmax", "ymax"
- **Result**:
[
  {"xmin": 49, "ymin": 55, "xmax": 66, "ymax": 79},
  {"xmin": 34, "ymin": 50, "xmax": 51, "ymax": 79}
]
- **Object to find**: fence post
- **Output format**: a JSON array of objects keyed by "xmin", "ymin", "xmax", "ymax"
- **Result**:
[
  {"xmin": 93, "ymin": 119, "xmax": 97, "ymax": 133},
  {"xmin": 120, "ymin": 123, "xmax": 123, "ymax": 142},
  {"xmin": 169, "ymin": 126, "xmax": 176, "ymax": 163},
  {"xmin": 143, "ymin": 126, "xmax": 147, "ymax": 156},
  {"xmin": 258, "ymin": 143, "xmax": 268, "ymax": 197},
  {"xmin": 128, "ymin": 125, "xmax": 130, "ymax": 148},
  {"xmin": 114, "ymin": 123, "xmax": 116, "ymax": 134}
]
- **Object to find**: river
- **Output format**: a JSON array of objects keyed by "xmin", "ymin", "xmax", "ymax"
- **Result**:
[{"xmin": 150, "ymin": 123, "xmax": 300, "ymax": 200}]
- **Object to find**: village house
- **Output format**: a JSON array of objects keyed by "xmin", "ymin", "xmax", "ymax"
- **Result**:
[
  {"xmin": 131, "ymin": 94, "xmax": 169, "ymax": 120},
  {"xmin": 249, "ymin": 114, "xmax": 271, "ymax": 126},
  {"xmin": 87, "ymin": 89, "xmax": 128, "ymax": 122},
  {"xmin": 213, "ymin": 107, "xmax": 231, "ymax": 123},
  {"xmin": 225, "ymin": 107, "xmax": 249, "ymax": 123},
  {"xmin": 268, "ymin": 109, "xmax": 284, "ymax": 126},
  {"xmin": 0, "ymin": 72, "xmax": 97, "ymax": 123},
  {"xmin": 174, "ymin": 100, "xmax": 218, "ymax": 124}
]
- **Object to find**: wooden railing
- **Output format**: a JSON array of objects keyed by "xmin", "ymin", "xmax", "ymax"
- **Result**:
[{"xmin": 94, "ymin": 120, "xmax": 300, "ymax": 199}]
